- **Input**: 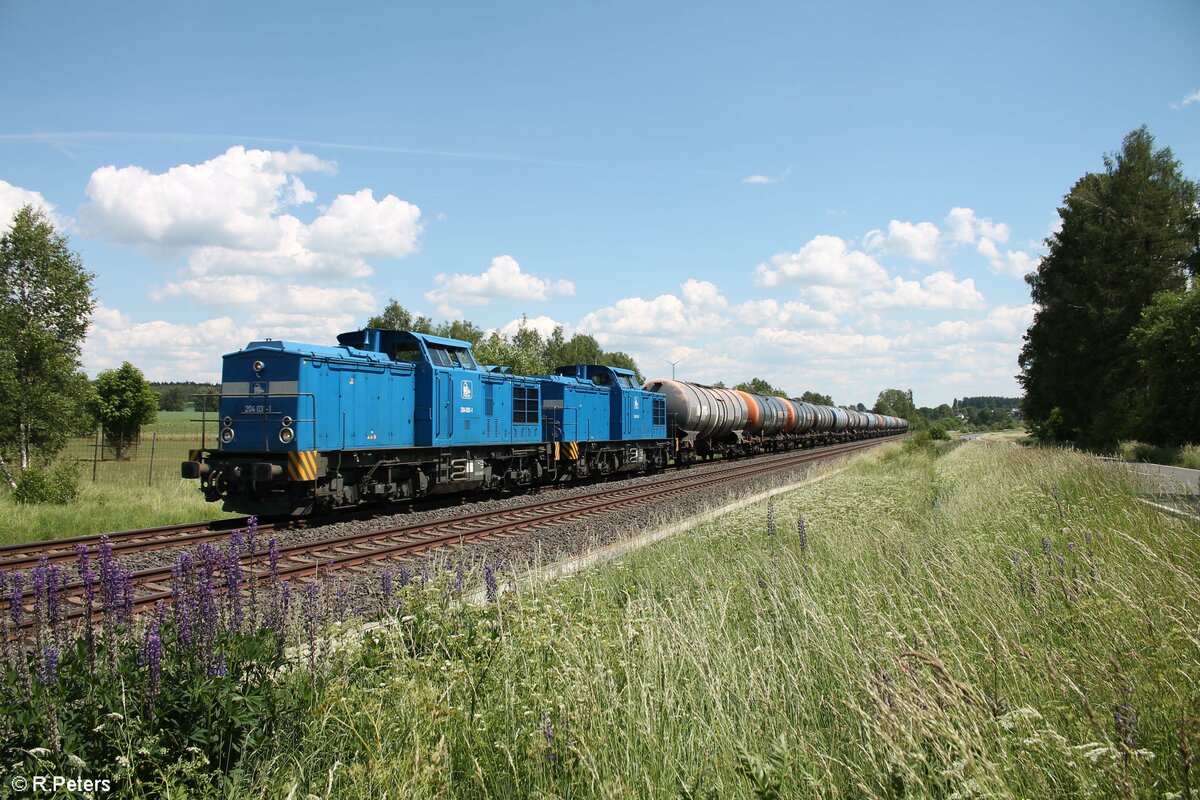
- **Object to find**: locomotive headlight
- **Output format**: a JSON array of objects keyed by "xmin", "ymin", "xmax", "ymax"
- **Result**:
[
  {"xmin": 278, "ymin": 426, "xmax": 294, "ymax": 444},
  {"xmin": 282, "ymin": 416, "xmax": 293, "ymax": 427},
  {"xmin": 220, "ymin": 426, "xmax": 235, "ymax": 444},
  {"xmin": 222, "ymin": 416, "xmax": 233, "ymax": 428},
  {"xmin": 253, "ymin": 360, "xmax": 265, "ymax": 373}
]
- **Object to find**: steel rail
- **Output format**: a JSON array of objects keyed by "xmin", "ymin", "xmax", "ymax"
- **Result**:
[{"xmin": 6, "ymin": 436, "xmax": 897, "ymax": 630}]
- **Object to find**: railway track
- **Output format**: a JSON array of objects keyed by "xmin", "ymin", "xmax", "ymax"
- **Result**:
[
  {"xmin": 0, "ymin": 518, "xmax": 276, "ymax": 573},
  {"xmin": 4, "ymin": 437, "xmax": 893, "ymax": 629}
]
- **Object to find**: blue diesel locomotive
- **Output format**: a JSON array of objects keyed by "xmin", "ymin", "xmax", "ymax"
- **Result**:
[{"xmin": 182, "ymin": 328, "xmax": 670, "ymax": 515}]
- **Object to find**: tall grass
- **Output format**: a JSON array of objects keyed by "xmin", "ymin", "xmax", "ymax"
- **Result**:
[
  {"xmin": 0, "ymin": 478, "xmax": 239, "ymax": 545},
  {"xmin": 1117, "ymin": 440, "xmax": 1200, "ymax": 471},
  {"xmin": 231, "ymin": 442, "xmax": 1200, "ymax": 798},
  {"xmin": 0, "ymin": 412, "xmax": 232, "ymax": 543}
]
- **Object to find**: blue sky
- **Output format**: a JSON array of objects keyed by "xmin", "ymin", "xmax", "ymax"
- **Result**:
[{"xmin": 1, "ymin": 0, "xmax": 1197, "ymax": 407}]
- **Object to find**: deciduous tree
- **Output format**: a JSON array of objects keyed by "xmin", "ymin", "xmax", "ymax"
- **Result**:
[
  {"xmin": 1129, "ymin": 287, "xmax": 1200, "ymax": 445},
  {"xmin": 88, "ymin": 362, "xmax": 159, "ymax": 460},
  {"xmin": 734, "ymin": 378, "xmax": 788, "ymax": 396},
  {"xmin": 1019, "ymin": 127, "xmax": 1200, "ymax": 446},
  {"xmin": 799, "ymin": 390, "xmax": 833, "ymax": 406},
  {"xmin": 0, "ymin": 205, "xmax": 95, "ymax": 483}
]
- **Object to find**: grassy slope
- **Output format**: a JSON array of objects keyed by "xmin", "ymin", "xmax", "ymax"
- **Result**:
[{"xmin": 237, "ymin": 441, "xmax": 1200, "ymax": 799}]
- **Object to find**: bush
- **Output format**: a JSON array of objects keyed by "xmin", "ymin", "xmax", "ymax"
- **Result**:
[
  {"xmin": 903, "ymin": 430, "xmax": 933, "ymax": 452},
  {"xmin": 928, "ymin": 424, "xmax": 949, "ymax": 440},
  {"xmin": 12, "ymin": 461, "xmax": 80, "ymax": 505}
]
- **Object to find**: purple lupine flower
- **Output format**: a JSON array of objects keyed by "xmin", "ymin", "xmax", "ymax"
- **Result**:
[
  {"xmin": 139, "ymin": 604, "xmax": 164, "ymax": 706},
  {"xmin": 381, "ymin": 570, "xmax": 394, "ymax": 606},
  {"xmin": 303, "ymin": 582, "xmax": 320, "ymax": 671},
  {"xmin": 485, "ymin": 565, "xmax": 498, "ymax": 602},
  {"xmin": 452, "ymin": 566, "xmax": 464, "ymax": 597},
  {"xmin": 208, "ymin": 655, "xmax": 227, "ymax": 677},
  {"xmin": 98, "ymin": 535, "xmax": 118, "ymax": 617},
  {"xmin": 797, "ymin": 515, "xmax": 808, "ymax": 553},
  {"xmin": 31, "ymin": 558, "xmax": 49, "ymax": 630},
  {"xmin": 47, "ymin": 564, "xmax": 63, "ymax": 632},
  {"xmin": 38, "ymin": 644, "xmax": 59, "ymax": 687},
  {"xmin": 195, "ymin": 543, "xmax": 220, "ymax": 664},
  {"xmin": 171, "ymin": 552, "xmax": 194, "ymax": 647},
  {"xmin": 398, "ymin": 566, "xmax": 412, "ymax": 588},
  {"xmin": 540, "ymin": 713, "xmax": 557, "ymax": 761},
  {"xmin": 8, "ymin": 572, "xmax": 24, "ymax": 630},
  {"xmin": 0, "ymin": 571, "xmax": 10, "ymax": 668},
  {"xmin": 1041, "ymin": 537, "xmax": 1051, "ymax": 558},
  {"xmin": 246, "ymin": 517, "xmax": 258, "ymax": 552},
  {"xmin": 767, "ymin": 497, "xmax": 776, "ymax": 537},
  {"xmin": 225, "ymin": 536, "xmax": 244, "ymax": 633}
]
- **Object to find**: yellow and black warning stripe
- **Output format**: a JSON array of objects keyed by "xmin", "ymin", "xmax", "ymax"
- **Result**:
[
  {"xmin": 563, "ymin": 441, "xmax": 579, "ymax": 460},
  {"xmin": 287, "ymin": 450, "xmax": 319, "ymax": 481}
]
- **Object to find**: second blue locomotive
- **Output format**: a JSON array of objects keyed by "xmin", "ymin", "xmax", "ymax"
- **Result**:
[{"xmin": 182, "ymin": 328, "xmax": 669, "ymax": 515}]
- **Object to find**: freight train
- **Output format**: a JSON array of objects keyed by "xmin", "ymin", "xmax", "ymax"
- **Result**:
[{"xmin": 181, "ymin": 328, "xmax": 907, "ymax": 516}]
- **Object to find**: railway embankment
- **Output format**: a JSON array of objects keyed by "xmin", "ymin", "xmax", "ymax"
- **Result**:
[{"xmin": 4, "ymin": 439, "xmax": 1197, "ymax": 798}]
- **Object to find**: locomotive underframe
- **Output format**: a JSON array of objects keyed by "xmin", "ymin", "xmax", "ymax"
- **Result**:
[{"xmin": 187, "ymin": 438, "xmax": 671, "ymax": 517}]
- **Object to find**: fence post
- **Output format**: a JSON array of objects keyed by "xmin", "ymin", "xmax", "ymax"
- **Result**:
[
  {"xmin": 92, "ymin": 427, "xmax": 100, "ymax": 484},
  {"xmin": 148, "ymin": 431, "xmax": 157, "ymax": 487}
]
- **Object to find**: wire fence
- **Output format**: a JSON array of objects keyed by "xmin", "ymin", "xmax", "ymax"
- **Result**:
[{"xmin": 60, "ymin": 427, "xmax": 215, "ymax": 487}]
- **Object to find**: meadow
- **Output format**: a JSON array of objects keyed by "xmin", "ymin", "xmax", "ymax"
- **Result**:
[
  {"xmin": 4, "ymin": 439, "xmax": 1197, "ymax": 799},
  {"xmin": 0, "ymin": 412, "xmax": 239, "ymax": 545}
]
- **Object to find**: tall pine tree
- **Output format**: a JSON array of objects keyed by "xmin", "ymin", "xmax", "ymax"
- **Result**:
[{"xmin": 1018, "ymin": 128, "xmax": 1200, "ymax": 447}]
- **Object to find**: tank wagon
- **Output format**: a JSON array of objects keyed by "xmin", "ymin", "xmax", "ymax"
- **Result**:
[
  {"xmin": 183, "ymin": 329, "xmax": 668, "ymax": 515},
  {"xmin": 643, "ymin": 377, "xmax": 908, "ymax": 463},
  {"xmin": 183, "ymin": 329, "xmax": 907, "ymax": 516}
]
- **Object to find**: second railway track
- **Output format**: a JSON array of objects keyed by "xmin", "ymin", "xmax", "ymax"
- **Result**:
[{"xmin": 4, "ymin": 438, "xmax": 891, "ymax": 629}]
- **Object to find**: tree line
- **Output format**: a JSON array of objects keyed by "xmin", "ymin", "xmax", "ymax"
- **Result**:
[{"xmin": 1019, "ymin": 127, "xmax": 1200, "ymax": 448}]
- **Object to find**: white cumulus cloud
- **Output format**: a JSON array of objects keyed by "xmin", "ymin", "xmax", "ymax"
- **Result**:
[
  {"xmin": 862, "ymin": 219, "xmax": 941, "ymax": 263},
  {"xmin": 78, "ymin": 145, "xmax": 422, "ymax": 279},
  {"xmin": 496, "ymin": 315, "xmax": 566, "ymax": 340},
  {"xmin": 0, "ymin": 179, "xmax": 58, "ymax": 229},
  {"xmin": 577, "ymin": 280, "xmax": 731, "ymax": 347},
  {"xmin": 754, "ymin": 235, "xmax": 889, "ymax": 289},
  {"xmin": 731, "ymin": 299, "xmax": 838, "ymax": 328},
  {"xmin": 978, "ymin": 237, "xmax": 1039, "ymax": 278},
  {"xmin": 861, "ymin": 271, "xmax": 987, "ymax": 310},
  {"xmin": 425, "ymin": 255, "xmax": 575, "ymax": 311},
  {"xmin": 944, "ymin": 207, "xmax": 1010, "ymax": 245},
  {"xmin": 157, "ymin": 276, "xmax": 377, "ymax": 315}
]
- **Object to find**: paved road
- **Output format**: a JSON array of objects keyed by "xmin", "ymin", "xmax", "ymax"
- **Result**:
[{"xmin": 1107, "ymin": 460, "xmax": 1200, "ymax": 496}]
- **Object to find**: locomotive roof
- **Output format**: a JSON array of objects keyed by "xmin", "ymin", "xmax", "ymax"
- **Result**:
[{"xmin": 336, "ymin": 328, "xmax": 475, "ymax": 350}]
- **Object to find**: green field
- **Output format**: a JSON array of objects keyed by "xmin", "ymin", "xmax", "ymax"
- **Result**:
[
  {"xmin": 0, "ymin": 411, "xmax": 238, "ymax": 543},
  {"xmin": 5, "ymin": 439, "xmax": 1197, "ymax": 798},
  {"xmin": 225, "ymin": 440, "xmax": 1197, "ymax": 798}
]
